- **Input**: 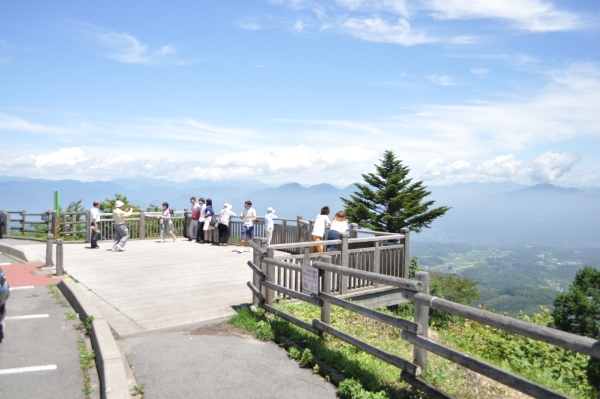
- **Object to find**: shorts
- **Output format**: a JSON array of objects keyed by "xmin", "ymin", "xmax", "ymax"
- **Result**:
[
  {"xmin": 241, "ymin": 225, "xmax": 254, "ymax": 240},
  {"xmin": 203, "ymin": 217, "xmax": 214, "ymax": 230}
]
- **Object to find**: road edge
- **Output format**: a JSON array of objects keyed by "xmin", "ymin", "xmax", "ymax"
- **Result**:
[{"xmin": 58, "ymin": 279, "xmax": 134, "ymax": 399}]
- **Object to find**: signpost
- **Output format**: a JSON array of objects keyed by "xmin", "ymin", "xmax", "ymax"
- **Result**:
[{"xmin": 301, "ymin": 264, "xmax": 319, "ymax": 295}]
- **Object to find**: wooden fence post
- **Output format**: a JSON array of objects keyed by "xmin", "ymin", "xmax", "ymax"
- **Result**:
[
  {"xmin": 296, "ymin": 215, "xmax": 303, "ymax": 242},
  {"xmin": 413, "ymin": 271, "xmax": 430, "ymax": 371},
  {"xmin": 340, "ymin": 232, "xmax": 349, "ymax": 295},
  {"xmin": 373, "ymin": 241, "xmax": 380, "ymax": 288},
  {"xmin": 253, "ymin": 237, "xmax": 268, "ymax": 305},
  {"xmin": 21, "ymin": 210, "xmax": 26, "ymax": 234},
  {"xmin": 139, "ymin": 211, "xmax": 145, "ymax": 240},
  {"xmin": 45, "ymin": 233, "xmax": 54, "ymax": 267},
  {"xmin": 5, "ymin": 212, "xmax": 10, "ymax": 236},
  {"xmin": 401, "ymin": 227, "xmax": 410, "ymax": 279},
  {"xmin": 281, "ymin": 219, "xmax": 287, "ymax": 245},
  {"xmin": 56, "ymin": 239, "xmax": 64, "ymax": 276},
  {"xmin": 266, "ymin": 246, "xmax": 275, "ymax": 305},
  {"xmin": 85, "ymin": 210, "xmax": 91, "ymax": 243},
  {"xmin": 349, "ymin": 223, "xmax": 358, "ymax": 238},
  {"xmin": 50, "ymin": 211, "xmax": 57, "ymax": 237},
  {"xmin": 319, "ymin": 255, "xmax": 332, "ymax": 328}
]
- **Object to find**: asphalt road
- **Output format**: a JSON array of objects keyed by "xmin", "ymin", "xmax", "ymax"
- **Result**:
[
  {"xmin": 121, "ymin": 322, "xmax": 338, "ymax": 399},
  {"xmin": 0, "ymin": 285, "xmax": 92, "ymax": 399}
]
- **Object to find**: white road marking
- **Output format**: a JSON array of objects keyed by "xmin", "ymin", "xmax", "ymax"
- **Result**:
[
  {"xmin": 0, "ymin": 263, "xmax": 11, "ymax": 266},
  {"xmin": 6, "ymin": 314, "xmax": 49, "ymax": 320},
  {"xmin": 0, "ymin": 365, "xmax": 57, "ymax": 375},
  {"xmin": 9, "ymin": 286, "xmax": 34, "ymax": 290}
]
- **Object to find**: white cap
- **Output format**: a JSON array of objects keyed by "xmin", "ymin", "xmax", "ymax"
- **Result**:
[
  {"xmin": 115, "ymin": 200, "xmax": 124, "ymax": 208},
  {"xmin": 267, "ymin": 207, "xmax": 275, "ymax": 213},
  {"xmin": 224, "ymin": 203, "xmax": 232, "ymax": 209}
]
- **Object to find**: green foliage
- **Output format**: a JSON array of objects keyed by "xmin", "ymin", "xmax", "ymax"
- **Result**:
[
  {"xmin": 77, "ymin": 339, "xmax": 95, "ymax": 396},
  {"xmin": 146, "ymin": 204, "xmax": 162, "ymax": 212},
  {"xmin": 442, "ymin": 307, "xmax": 592, "ymax": 398},
  {"xmin": 255, "ymin": 320, "xmax": 274, "ymax": 341},
  {"xmin": 132, "ymin": 383, "xmax": 146, "ymax": 398},
  {"xmin": 338, "ymin": 378, "xmax": 389, "ymax": 399},
  {"xmin": 300, "ymin": 348, "xmax": 314, "ymax": 366},
  {"xmin": 289, "ymin": 346, "xmax": 301, "ymax": 360},
  {"xmin": 430, "ymin": 272, "xmax": 480, "ymax": 305},
  {"xmin": 99, "ymin": 194, "xmax": 141, "ymax": 213},
  {"xmin": 227, "ymin": 306, "xmax": 274, "ymax": 341},
  {"xmin": 552, "ymin": 266, "xmax": 600, "ymax": 339},
  {"xmin": 76, "ymin": 315, "xmax": 95, "ymax": 335},
  {"xmin": 341, "ymin": 150, "xmax": 450, "ymax": 233}
]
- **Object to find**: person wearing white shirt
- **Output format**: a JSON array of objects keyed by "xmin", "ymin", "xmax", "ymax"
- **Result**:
[
  {"xmin": 239, "ymin": 201, "xmax": 257, "ymax": 252},
  {"xmin": 264, "ymin": 207, "xmax": 278, "ymax": 245},
  {"xmin": 311, "ymin": 206, "xmax": 331, "ymax": 253},
  {"xmin": 90, "ymin": 201, "xmax": 101, "ymax": 249},
  {"xmin": 326, "ymin": 211, "xmax": 348, "ymax": 251},
  {"xmin": 196, "ymin": 198, "xmax": 207, "ymax": 243}
]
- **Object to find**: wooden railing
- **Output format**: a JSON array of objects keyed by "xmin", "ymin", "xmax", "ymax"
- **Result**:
[{"xmin": 246, "ymin": 254, "xmax": 599, "ymax": 399}]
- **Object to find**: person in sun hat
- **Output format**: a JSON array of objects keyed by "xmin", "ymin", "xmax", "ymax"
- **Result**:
[
  {"xmin": 216, "ymin": 203, "xmax": 237, "ymax": 246},
  {"xmin": 264, "ymin": 207, "xmax": 278, "ymax": 246},
  {"xmin": 112, "ymin": 200, "xmax": 133, "ymax": 252}
]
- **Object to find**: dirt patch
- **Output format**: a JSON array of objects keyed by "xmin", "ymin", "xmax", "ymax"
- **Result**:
[{"xmin": 189, "ymin": 323, "xmax": 254, "ymax": 339}]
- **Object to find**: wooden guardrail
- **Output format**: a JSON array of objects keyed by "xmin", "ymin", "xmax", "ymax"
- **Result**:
[{"xmin": 246, "ymin": 254, "xmax": 598, "ymax": 399}]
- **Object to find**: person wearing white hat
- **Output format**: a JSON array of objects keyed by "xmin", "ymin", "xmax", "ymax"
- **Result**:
[
  {"xmin": 264, "ymin": 207, "xmax": 278, "ymax": 245},
  {"xmin": 216, "ymin": 203, "xmax": 237, "ymax": 246},
  {"xmin": 112, "ymin": 200, "xmax": 133, "ymax": 252}
]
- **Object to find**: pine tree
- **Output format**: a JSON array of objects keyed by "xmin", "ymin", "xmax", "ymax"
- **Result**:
[{"xmin": 341, "ymin": 150, "xmax": 450, "ymax": 233}]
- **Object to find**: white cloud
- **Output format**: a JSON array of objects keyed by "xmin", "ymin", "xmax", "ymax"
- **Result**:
[
  {"xmin": 34, "ymin": 147, "xmax": 88, "ymax": 167},
  {"xmin": 239, "ymin": 21, "xmax": 263, "ymax": 31},
  {"xmin": 470, "ymin": 68, "xmax": 488, "ymax": 78},
  {"xmin": 423, "ymin": 0, "xmax": 583, "ymax": 32},
  {"xmin": 341, "ymin": 16, "xmax": 436, "ymax": 46},
  {"xmin": 69, "ymin": 22, "xmax": 184, "ymax": 64},
  {"xmin": 422, "ymin": 158, "xmax": 470, "ymax": 178},
  {"xmin": 478, "ymin": 154, "xmax": 523, "ymax": 179},
  {"xmin": 0, "ymin": 113, "xmax": 67, "ymax": 134},
  {"xmin": 529, "ymin": 151, "xmax": 581, "ymax": 182},
  {"xmin": 294, "ymin": 20, "xmax": 305, "ymax": 32},
  {"xmin": 428, "ymin": 74, "xmax": 455, "ymax": 86}
]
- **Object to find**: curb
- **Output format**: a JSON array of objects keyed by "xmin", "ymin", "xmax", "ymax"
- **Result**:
[
  {"xmin": 0, "ymin": 242, "xmax": 38, "ymax": 263},
  {"xmin": 58, "ymin": 279, "xmax": 133, "ymax": 399}
]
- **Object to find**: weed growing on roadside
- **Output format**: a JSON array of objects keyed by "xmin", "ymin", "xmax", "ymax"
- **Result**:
[
  {"xmin": 289, "ymin": 346, "xmax": 301, "ymax": 360},
  {"xmin": 77, "ymin": 340, "xmax": 95, "ymax": 397},
  {"xmin": 338, "ymin": 378, "xmax": 389, "ymax": 399},
  {"xmin": 132, "ymin": 383, "xmax": 146, "ymax": 398},
  {"xmin": 76, "ymin": 315, "xmax": 94, "ymax": 335},
  {"xmin": 300, "ymin": 348, "xmax": 314, "ymax": 366},
  {"xmin": 47, "ymin": 284, "xmax": 68, "ymax": 307},
  {"xmin": 66, "ymin": 311, "xmax": 77, "ymax": 320}
]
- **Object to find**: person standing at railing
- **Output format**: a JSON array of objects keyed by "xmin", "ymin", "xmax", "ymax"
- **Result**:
[
  {"xmin": 311, "ymin": 206, "xmax": 331, "ymax": 253},
  {"xmin": 196, "ymin": 198, "xmax": 207, "ymax": 243},
  {"xmin": 159, "ymin": 202, "xmax": 176, "ymax": 243},
  {"xmin": 0, "ymin": 210, "xmax": 5, "ymax": 239},
  {"xmin": 326, "ymin": 211, "xmax": 348, "ymax": 251},
  {"xmin": 239, "ymin": 200, "xmax": 257, "ymax": 253},
  {"xmin": 216, "ymin": 203, "xmax": 236, "ymax": 246},
  {"xmin": 112, "ymin": 200, "xmax": 133, "ymax": 252},
  {"xmin": 90, "ymin": 201, "xmax": 101, "ymax": 249},
  {"xmin": 264, "ymin": 207, "xmax": 278, "ymax": 245},
  {"xmin": 188, "ymin": 197, "xmax": 200, "ymax": 242},
  {"xmin": 202, "ymin": 198, "xmax": 215, "ymax": 244}
]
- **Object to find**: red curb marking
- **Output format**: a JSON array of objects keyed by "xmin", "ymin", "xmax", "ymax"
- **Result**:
[{"xmin": 2, "ymin": 262, "xmax": 65, "ymax": 287}]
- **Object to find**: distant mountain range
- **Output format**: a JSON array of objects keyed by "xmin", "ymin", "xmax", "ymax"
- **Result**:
[{"xmin": 1, "ymin": 176, "xmax": 598, "ymax": 248}]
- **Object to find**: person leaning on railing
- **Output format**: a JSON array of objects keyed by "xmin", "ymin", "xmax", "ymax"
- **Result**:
[
  {"xmin": 311, "ymin": 206, "xmax": 331, "ymax": 253},
  {"xmin": 326, "ymin": 211, "xmax": 348, "ymax": 251},
  {"xmin": 216, "ymin": 203, "xmax": 237, "ymax": 246},
  {"xmin": 112, "ymin": 200, "xmax": 133, "ymax": 252}
]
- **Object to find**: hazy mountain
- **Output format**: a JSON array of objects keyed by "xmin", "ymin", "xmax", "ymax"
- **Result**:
[{"xmin": 1, "ymin": 178, "xmax": 599, "ymax": 247}]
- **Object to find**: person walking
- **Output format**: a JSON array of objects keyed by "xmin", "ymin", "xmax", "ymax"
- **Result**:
[
  {"xmin": 216, "ymin": 203, "xmax": 236, "ymax": 246},
  {"xmin": 196, "ymin": 198, "xmax": 206, "ymax": 243},
  {"xmin": 112, "ymin": 201, "xmax": 133, "ymax": 252},
  {"xmin": 90, "ymin": 201, "xmax": 101, "ymax": 249},
  {"xmin": 326, "ymin": 211, "xmax": 348, "ymax": 251},
  {"xmin": 239, "ymin": 201, "xmax": 256, "ymax": 252},
  {"xmin": 311, "ymin": 206, "xmax": 331, "ymax": 253},
  {"xmin": 264, "ymin": 207, "xmax": 278, "ymax": 245},
  {"xmin": 159, "ymin": 202, "xmax": 176, "ymax": 243},
  {"xmin": 188, "ymin": 197, "xmax": 200, "ymax": 242},
  {"xmin": 202, "ymin": 198, "xmax": 215, "ymax": 244}
]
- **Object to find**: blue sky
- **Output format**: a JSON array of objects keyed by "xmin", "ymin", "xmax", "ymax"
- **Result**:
[{"xmin": 1, "ymin": 0, "xmax": 599, "ymax": 186}]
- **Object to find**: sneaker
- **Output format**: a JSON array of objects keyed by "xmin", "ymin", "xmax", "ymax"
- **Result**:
[
  {"xmin": 116, "ymin": 245, "xmax": 125, "ymax": 252},
  {"xmin": 111, "ymin": 248, "xmax": 118, "ymax": 252}
]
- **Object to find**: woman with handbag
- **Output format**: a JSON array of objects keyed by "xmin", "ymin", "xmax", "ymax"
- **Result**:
[{"xmin": 202, "ymin": 198, "xmax": 215, "ymax": 244}]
